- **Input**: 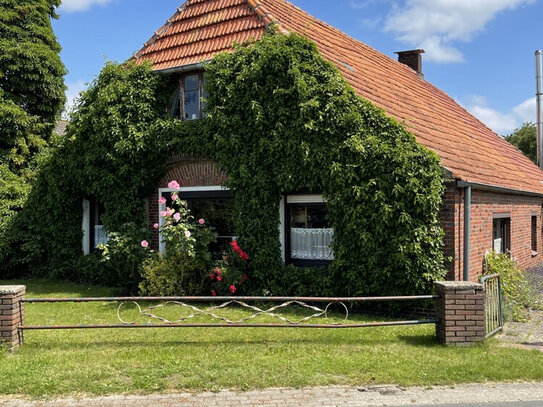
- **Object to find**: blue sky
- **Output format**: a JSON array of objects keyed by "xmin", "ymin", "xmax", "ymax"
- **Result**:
[{"xmin": 54, "ymin": 0, "xmax": 543, "ymax": 135}]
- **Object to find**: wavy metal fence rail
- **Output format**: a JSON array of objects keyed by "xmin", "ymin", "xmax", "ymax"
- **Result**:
[
  {"xmin": 480, "ymin": 274, "xmax": 503, "ymax": 338},
  {"xmin": 19, "ymin": 295, "xmax": 439, "ymax": 331}
]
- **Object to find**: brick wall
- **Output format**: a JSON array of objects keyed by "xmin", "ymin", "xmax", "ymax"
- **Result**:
[
  {"xmin": 435, "ymin": 281, "xmax": 485, "ymax": 345},
  {"xmin": 0, "ymin": 285, "xmax": 25, "ymax": 351},
  {"xmin": 148, "ymin": 156, "xmax": 227, "ymax": 249},
  {"xmin": 441, "ymin": 185, "xmax": 543, "ymax": 281}
]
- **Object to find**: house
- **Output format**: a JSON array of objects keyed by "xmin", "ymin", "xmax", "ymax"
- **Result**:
[{"xmin": 110, "ymin": 0, "xmax": 543, "ymax": 281}]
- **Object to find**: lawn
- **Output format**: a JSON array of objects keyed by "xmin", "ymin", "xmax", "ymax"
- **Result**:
[{"xmin": 0, "ymin": 279, "xmax": 542, "ymax": 398}]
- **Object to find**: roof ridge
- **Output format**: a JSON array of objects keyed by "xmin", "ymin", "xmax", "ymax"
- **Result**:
[{"xmin": 245, "ymin": 0, "xmax": 288, "ymax": 34}]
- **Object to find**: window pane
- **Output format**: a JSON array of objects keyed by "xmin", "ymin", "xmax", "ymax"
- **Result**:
[
  {"xmin": 290, "ymin": 204, "xmax": 333, "ymax": 260},
  {"xmin": 184, "ymin": 74, "xmax": 199, "ymax": 91},
  {"xmin": 202, "ymin": 77, "xmax": 208, "ymax": 117},
  {"xmin": 170, "ymin": 86, "xmax": 181, "ymax": 118},
  {"xmin": 532, "ymin": 216, "xmax": 537, "ymax": 252},
  {"xmin": 184, "ymin": 90, "xmax": 200, "ymax": 120}
]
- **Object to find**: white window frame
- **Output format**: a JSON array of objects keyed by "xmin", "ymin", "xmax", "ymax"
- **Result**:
[
  {"xmin": 157, "ymin": 186, "xmax": 229, "ymax": 254},
  {"xmin": 281, "ymin": 194, "xmax": 332, "ymax": 263}
]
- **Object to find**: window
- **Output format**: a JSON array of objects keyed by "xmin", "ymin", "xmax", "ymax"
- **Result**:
[
  {"xmin": 82, "ymin": 198, "xmax": 109, "ymax": 255},
  {"xmin": 492, "ymin": 216, "xmax": 510, "ymax": 254},
  {"xmin": 170, "ymin": 72, "xmax": 207, "ymax": 120},
  {"xmin": 158, "ymin": 187, "xmax": 233, "ymax": 255},
  {"xmin": 532, "ymin": 215, "xmax": 538, "ymax": 254},
  {"xmin": 285, "ymin": 194, "xmax": 333, "ymax": 266}
]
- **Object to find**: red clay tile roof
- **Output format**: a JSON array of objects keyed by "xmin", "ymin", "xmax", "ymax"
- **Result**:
[{"xmin": 134, "ymin": 0, "xmax": 543, "ymax": 195}]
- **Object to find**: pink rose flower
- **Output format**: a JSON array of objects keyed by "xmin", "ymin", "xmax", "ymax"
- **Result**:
[
  {"xmin": 168, "ymin": 180, "xmax": 180, "ymax": 190},
  {"xmin": 160, "ymin": 211, "xmax": 167, "ymax": 218},
  {"xmin": 198, "ymin": 218, "xmax": 205, "ymax": 224},
  {"xmin": 141, "ymin": 240, "xmax": 149, "ymax": 248},
  {"xmin": 171, "ymin": 194, "xmax": 179, "ymax": 201},
  {"xmin": 184, "ymin": 230, "xmax": 191, "ymax": 238},
  {"xmin": 153, "ymin": 223, "xmax": 159, "ymax": 229},
  {"xmin": 158, "ymin": 196, "xmax": 166, "ymax": 205},
  {"xmin": 173, "ymin": 212, "xmax": 181, "ymax": 221},
  {"xmin": 166, "ymin": 208, "xmax": 173, "ymax": 217},
  {"xmin": 229, "ymin": 285, "xmax": 236, "ymax": 294}
]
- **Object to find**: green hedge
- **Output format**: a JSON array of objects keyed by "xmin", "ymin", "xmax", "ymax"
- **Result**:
[{"xmin": 1, "ymin": 32, "xmax": 446, "ymax": 295}]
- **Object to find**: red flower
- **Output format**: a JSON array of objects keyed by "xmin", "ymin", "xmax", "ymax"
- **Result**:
[
  {"xmin": 240, "ymin": 251, "xmax": 249, "ymax": 260},
  {"xmin": 209, "ymin": 272, "xmax": 215, "ymax": 280},
  {"xmin": 211, "ymin": 290, "xmax": 216, "ymax": 296},
  {"xmin": 229, "ymin": 285, "xmax": 236, "ymax": 294},
  {"xmin": 217, "ymin": 275, "xmax": 222, "ymax": 282},
  {"xmin": 242, "ymin": 273, "xmax": 248, "ymax": 282}
]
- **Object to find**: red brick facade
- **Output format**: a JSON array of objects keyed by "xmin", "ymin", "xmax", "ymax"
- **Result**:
[
  {"xmin": 147, "ymin": 155, "xmax": 227, "ymax": 249},
  {"xmin": 441, "ymin": 183, "xmax": 543, "ymax": 281},
  {"xmin": 0, "ymin": 285, "xmax": 25, "ymax": 351}
]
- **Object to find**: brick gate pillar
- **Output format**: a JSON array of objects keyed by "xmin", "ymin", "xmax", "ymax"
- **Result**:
[
  {"xmin": 0, "ymin": 286, "xmax": 25, "ymax": 351},
  {"xmin": 435, "ymin": 281, "xmax": 485, "ymax": 346}
]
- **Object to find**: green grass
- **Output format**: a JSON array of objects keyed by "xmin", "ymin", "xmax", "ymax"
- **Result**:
[{"xmin": 0, "ymin": 279, "xmax": 542, "ymax": 398}]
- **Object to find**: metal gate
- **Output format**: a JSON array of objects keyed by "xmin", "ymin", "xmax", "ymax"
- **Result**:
[
  {"xmin": 19, "ymin": 295, "xmax": 438, "ymax": 331},
  {"xmin": 480, "ymin": 274, "xmax": 503, "ymax": 338}
]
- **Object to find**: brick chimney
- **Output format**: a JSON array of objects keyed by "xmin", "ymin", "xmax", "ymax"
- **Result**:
[{"xmin": 395, "ymin": 49, "xmax": 424, "ymax": 78}]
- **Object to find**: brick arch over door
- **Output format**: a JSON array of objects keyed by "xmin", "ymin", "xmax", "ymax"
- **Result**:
[{"xmin": 148, "ymin": 155, "xmax": 228, "ymax": 249}]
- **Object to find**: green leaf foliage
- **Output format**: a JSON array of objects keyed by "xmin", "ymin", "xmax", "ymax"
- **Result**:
[
  {"xmin": 504, "ymin": 122, "xmax": 537, "ymax": 164},
  {"xmin": 2, "ymin": 33, "xmax": 446, "ymax": 295}
]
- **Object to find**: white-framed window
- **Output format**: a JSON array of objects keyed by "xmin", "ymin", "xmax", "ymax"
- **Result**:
[
  {"xmin": 170, "ymin": 71, "xmax": 208, "ymax": 120},
  {"xmin": 281, "ymin": 194, "xmax": 333, "ymax": 265},
  {"xmin": 158, "ymin": 186, "xmax": 233, "ymax": 254},
  {"xmin": 82, "ymin": 198, "xmax": 109, "ymax": 255}
]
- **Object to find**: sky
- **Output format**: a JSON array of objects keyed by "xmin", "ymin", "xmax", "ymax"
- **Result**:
[{"xmin": 53, "ymin": 0, "xmax": 543, "ymax": 135}]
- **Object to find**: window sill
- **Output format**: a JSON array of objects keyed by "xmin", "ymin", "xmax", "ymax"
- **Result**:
[{"xmin": 532, "ymin": 250, "xmax": 538, "ymax": 257}]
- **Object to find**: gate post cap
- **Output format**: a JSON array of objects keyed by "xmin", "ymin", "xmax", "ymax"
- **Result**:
[
  {"xmin": 0, "ymin": 285, "xmax": 26, "ymax": 295},
  {"xmin": 434, "ymin": 281, "xmax": 483, "ymax": 290}
]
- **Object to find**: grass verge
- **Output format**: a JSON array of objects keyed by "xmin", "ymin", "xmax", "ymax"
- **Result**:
[{"xmin": 0, "ymin": 279, "xmax": 542, "ymax": 398}]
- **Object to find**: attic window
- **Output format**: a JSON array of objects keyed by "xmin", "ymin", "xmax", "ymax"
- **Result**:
[{"xmin": 171, "ymin": 71, "xmax": 207, "ymax": 120}]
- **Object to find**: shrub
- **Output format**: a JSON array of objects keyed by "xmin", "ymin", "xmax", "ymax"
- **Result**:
[
  {"xmin": 139, "ymin": 189, "xmax": 217, "ymax": 295},
  {"xmin": 208, "ymin": 240, "xmax": 251, "ymax": 296},
  {"xmin": 484, "ymin": 251, "xmax": 535, "ymax": 322}
]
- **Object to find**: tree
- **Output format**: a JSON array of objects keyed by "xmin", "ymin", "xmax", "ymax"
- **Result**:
[
  {"xmin": 0, "ymin": 0, "xmax": 66, "ymax": 172},
  {"xmin": 505, "ymin": 122, "xmax": 537, "ymax": 164}
]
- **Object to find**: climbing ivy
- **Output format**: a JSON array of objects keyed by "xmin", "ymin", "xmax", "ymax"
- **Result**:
[{"xmin": 2, "ymin": 32, "xmax": 446, "ymax": 295}]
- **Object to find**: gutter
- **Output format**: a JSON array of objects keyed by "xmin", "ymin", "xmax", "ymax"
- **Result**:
[
  {"xmin": 456, "ymin": 180, "xmax": 543, "ymax": 198},
  {"xmin": 153, "ymin": 62, "xmax": 207, "ymax": 75}
]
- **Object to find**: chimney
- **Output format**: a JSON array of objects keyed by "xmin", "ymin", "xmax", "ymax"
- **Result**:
[{"xmin": 395, "ymin": 49, "xmax": 425, "ymax": 78}]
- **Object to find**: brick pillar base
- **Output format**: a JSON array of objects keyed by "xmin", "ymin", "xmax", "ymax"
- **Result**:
[
  {"xmin": 0, "ymin": 286, "xmax": 25, "ymax": 351},
  {"xmin": 435, "ymin": 281, "xmax": 485, "ymax": 346}
]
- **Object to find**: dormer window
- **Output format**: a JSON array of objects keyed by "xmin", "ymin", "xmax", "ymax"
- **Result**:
[{"xmin": 171, "ymin": 72, "xmax": 207, "ymax": 120}]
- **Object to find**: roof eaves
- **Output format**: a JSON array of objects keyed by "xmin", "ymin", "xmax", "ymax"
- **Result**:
[{"xmin": 457, "ymin": 180, "xmax": 543, "ymax": 198}]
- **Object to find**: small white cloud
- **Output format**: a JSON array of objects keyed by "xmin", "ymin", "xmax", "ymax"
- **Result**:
[
  {"xmin": 59, "ymin": 0, "xmax": 113, "ymax": 13},
  {"xmin": 462, "ymin": 95, "xmax": 537, "ymax": 135},
  {"xmin": 384, "ymin": 0, "xmax": 535, "ymax": 63},
  {"xmin": 512, "ymin": 97, "xmax": 536, "ymax": 123},
  {"xmin": 63, "ymin": 80, "xmax": 87, "ymax": 118}
]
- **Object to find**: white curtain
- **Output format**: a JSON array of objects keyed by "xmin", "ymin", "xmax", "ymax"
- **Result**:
[
  {"xmin": 94, "ymin": 225, "xmax": 110, "ymax": 247},
  {"xmin": 291, "ymin": 228, "xmax": 333, "ymax": 260}
]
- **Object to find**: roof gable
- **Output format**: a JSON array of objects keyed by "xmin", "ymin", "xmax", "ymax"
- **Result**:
[{"xmin": 135, "ymin": 0, "xmax": 543, "ymax": 195}]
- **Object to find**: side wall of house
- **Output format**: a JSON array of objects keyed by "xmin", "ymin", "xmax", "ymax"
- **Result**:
[
  {"xmin": 148, "ymin": 155, "xmax": 227, "ymax": 249},
  {"xmin": 441, "ymin": 184, "xmax": 543, "ymax": 281}
]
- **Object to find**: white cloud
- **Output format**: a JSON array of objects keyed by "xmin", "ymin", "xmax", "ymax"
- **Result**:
[
  {"xmin": 384, "ymin": 0, "xmax": 535, "ymax": 63},
  {"xmin": 512, "ymin": 97, "xmax": 536, "ymax": 123},
  {"xmin": 59, "ymin": 0, "xmax": 113, "ymax": 13},
  {"xmin": 63, "ymin": 80, "xmax": 87, "ymax": 118},
  {"xmin": 462, "ymin": 95, "xmax": 537, "ymax": 135}
]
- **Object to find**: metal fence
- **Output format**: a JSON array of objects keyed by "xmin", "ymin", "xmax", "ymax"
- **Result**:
[
  {"xmin": 480, "ymin": 273, "xmax": 503, "ymax": 338},
  {"xmin": 20, "ymin": 295, "xmax": 438, "ymax": 331}
]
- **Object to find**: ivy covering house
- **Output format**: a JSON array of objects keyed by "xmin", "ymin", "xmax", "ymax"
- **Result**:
[{"xmin": 3, "ymin": 0, "xmax": 543, "ymax": 297}]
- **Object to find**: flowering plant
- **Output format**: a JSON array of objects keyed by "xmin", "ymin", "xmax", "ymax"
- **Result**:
[
  {"xmin": 209, "ymin": 240, "xmax": 250, "ymax": 296},
  {"xmin": 139, "ymin": 181, "xmax": 218, "ymax": 295}
]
